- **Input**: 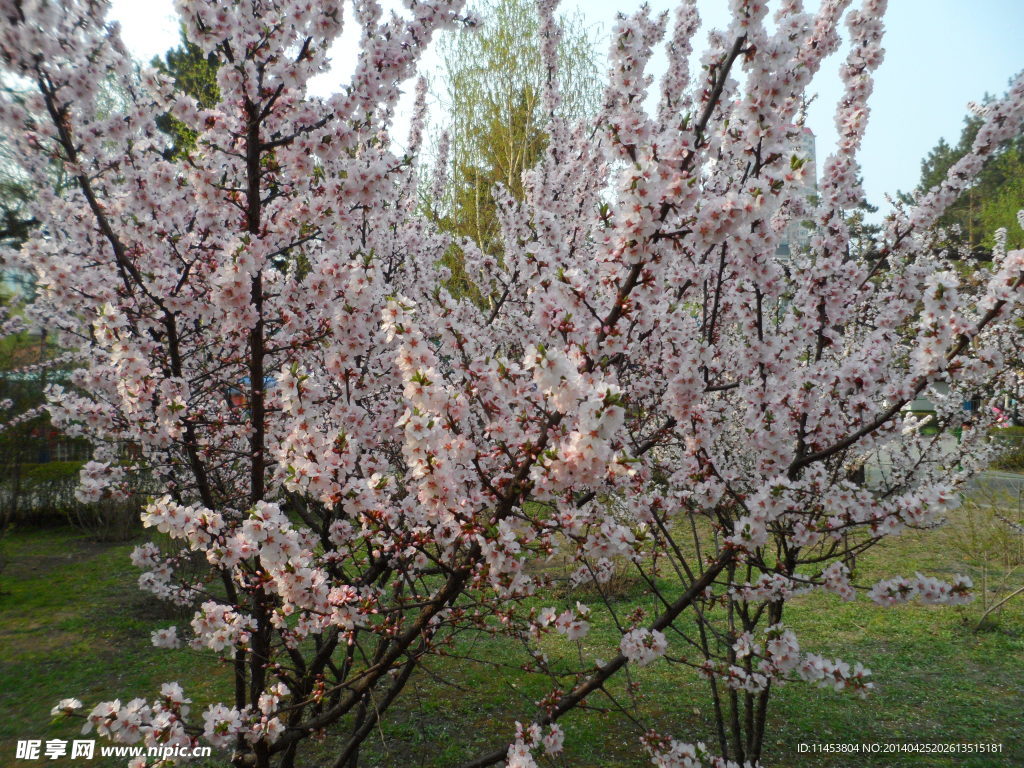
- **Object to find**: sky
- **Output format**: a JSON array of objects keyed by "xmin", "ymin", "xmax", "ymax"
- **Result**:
[{"xmin": 109, "ymin": 0, "xmax": 1022, "ymax": 216}]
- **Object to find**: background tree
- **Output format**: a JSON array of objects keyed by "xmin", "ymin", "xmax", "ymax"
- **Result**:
[
  {"xmin": 429, "ymin": 0, "xmax": 602, "ymax": 298},
  {"xmin": 0, "ymin": 34, "xmax": 216, "ymax": 549},
  {"xmin": 903, "ymin": 75, "xmax": 1024, "ymax": 255},
  {"xmin": 0, "ymin": 171, "xmax": 34, "ymax": 252},
  {"xmin": 152, "ymin": 30, "xmax": 221, "ymax": 159},
  {"xmin": 0, "ymin": 82, "xmax": 76, "ymax": 550}
]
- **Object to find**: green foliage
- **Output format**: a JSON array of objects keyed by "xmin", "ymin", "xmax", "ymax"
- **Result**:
[
  {"xmin": 0, "ymin": 94, "xmax": 38, "ymax": 254},
  {"xmin": 989, "ymin": 427, "xmax": 1024, "ymax": 471},
  {"xmin": 446, "ymin": 84, "xmax": 547, "ymax": 255},
  {"xmin": 152, "ymin": 30, "xmax": 221, "ymax": 159},
  {"xmin": 0, "ymin": 461, "xmax": 79, "ymax": 525},
  {"xmin": 0, "ymin": 459, "xmax": 138, "ymax": 540},
  {"xmin": 429, "ymin": 0, "xmax": 601, "ymax": 300},
  {"xmin": 0, "ymin": 175, "xmax": 34, "ymax": 249},
  {"xmin": 904, "ymin": 74, "xmax": 1024, "ymax": 255},
  {"xmin": 977, "ymin": 146, "xmax": 1024, "ymax": 250},
  {"xmin": 0, "ymin": 311, "xmax": 92, "ymax": 533},
  {"xmin": 991, "ymin": 446, "xmax": 1024, "ymax": 472},
  {"xmin": 13, "ymin": 460, "xmax": 82, "ymax": 484}
]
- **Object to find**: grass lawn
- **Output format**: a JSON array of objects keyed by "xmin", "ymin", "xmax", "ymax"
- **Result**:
[{"xmin": 0, "ymin": 502, "xmax": 1021, "ymax": 768}]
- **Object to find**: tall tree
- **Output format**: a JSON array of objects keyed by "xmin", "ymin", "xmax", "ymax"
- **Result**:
[
  {"xmin": 152, "ymin": 30, "xmax": 222, "ymax": 159},
  {"xmin": 0, "ymin": 86, "xmax": 45, "ymax": 258},
  {"xmin": 430, "ymin": 0, "xmax": 601, "ymax": 297},
  {"xmin": 904, "ymin": 76, "xmax": 1024, "ymax": 255}
]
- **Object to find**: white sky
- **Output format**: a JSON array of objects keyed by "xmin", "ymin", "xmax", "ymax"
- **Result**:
[{"xmin": 109, "ymin": 0, "xmax": 1022, "ymax": 213}]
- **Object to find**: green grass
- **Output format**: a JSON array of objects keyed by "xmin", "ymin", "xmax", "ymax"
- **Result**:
[
  {"xmin": 1, "ymin": 506, "xmax": 1022, "ymax": 768},
  {"xmin": 0, "ymin": 528, "xmax": 228, "ymax": 767}
]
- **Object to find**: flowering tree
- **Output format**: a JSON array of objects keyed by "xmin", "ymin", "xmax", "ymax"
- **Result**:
[{"xmin": 4, "ymin": 0, "xmax": 1024, "ymax": 767}]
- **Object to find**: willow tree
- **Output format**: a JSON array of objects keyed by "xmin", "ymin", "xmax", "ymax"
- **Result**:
[{"xmin": 430, "ymin": 0, "xmax": 602, "ymax": 296}]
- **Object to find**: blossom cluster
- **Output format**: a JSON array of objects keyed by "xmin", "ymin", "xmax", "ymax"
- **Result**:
[
  {"xmin": 620, "ymin": 628, "xmax": 669, "ymax": 667},
  {"xmin": 505, "ymin": 721, "xmax": 565, "ymax": 768},
  {"xmin": 868, "ymin": 573, "xmax": 974, "ymax": 606}
]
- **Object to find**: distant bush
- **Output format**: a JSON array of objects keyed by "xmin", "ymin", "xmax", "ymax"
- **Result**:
[
  {"xmin": 67, "ymin": 497, "xmax": 140, "ymax": 542},
  {"xmin": 991, "ymin": 427, "xmax": 1024, "ymax": 471},
  {"xmin": 0, "ymin": 460, "xmax": 81, "ymax": 524},
  {"xmin": 991, "ymin": 447, "xmax": 1024, "ymax": 471},
  {"xmin": 0, "ymin": 460, "xmax": 139, "ymax": 540}
]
